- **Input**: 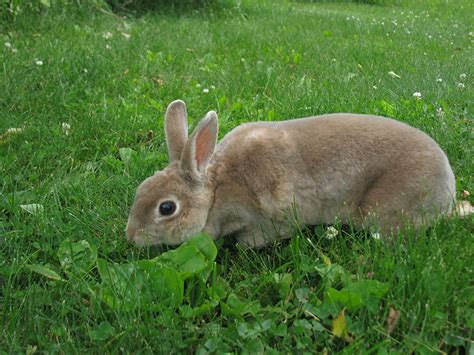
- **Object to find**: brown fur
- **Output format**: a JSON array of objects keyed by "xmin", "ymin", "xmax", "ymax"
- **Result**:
[{"xmin": 126, "ymin": 100, "xmax": 459, "ymax": 247}]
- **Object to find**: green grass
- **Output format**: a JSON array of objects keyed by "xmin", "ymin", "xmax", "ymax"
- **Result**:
[{"xmin": 1, "ymin": 0, "xmax": 473, "ymax": 352}]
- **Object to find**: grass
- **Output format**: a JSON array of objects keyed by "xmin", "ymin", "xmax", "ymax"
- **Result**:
[{"xmin": 1, "ymin": 0, "xmax": 473, "ymax": 352}]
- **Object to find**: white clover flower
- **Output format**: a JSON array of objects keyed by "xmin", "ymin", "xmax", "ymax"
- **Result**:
[
  {"xmin": 202, "ymin": 88, "xmax": 209, "ymax": 94},
  {"xmin": 61, "ymin": 122, "xmax": 71, "ymax": 135},
  {"xmin": 413, "ymin": 92, "xmax": 422, "ymax": 99},
  {"xmin": 371, "ymin": 232, "xmax": 381, "ymax": 240},
  {"xmin": 83, "ymin": 68, "xmax": 88, "ymax": 73},
  {"xmin": 195, "ymin": 83, "xmax": 202, "ymax": 88},
  {"xmin": 457, "ymin": 82, "xmax": 465, "ymax": 89},
  {"xmin": 459, "ymin": 73, "xmax": 467, "ymax": 80},
  {"xmin": 372, "ymin": 85, "xmax": 378, "ymax": 90},
  {"xmin": 35, "ymin": 60, "xmax": 43, "ymax": 66},
  {"xmin": 11, "ymin": 48, "xmax": 17, "ymax": 53},
  {"xmin": 325, "ymin": 226, "xmax": 339, "ymax": 240},
  {"xmin": 436, "ymin": 107, "xmax": 444, "ymax": 116},
  {"xmin": 105, "ymin": 44, "xmax": 111, "ymax": 50},
  {"xmin": 103, "ymin": 31, "xmax": 113, "ymax": 40},
  {"xmin": 5, "ymin": 42, "xmax": 12, "ymax": 48},
  {"xmin": 388, "ymin": 71, "xmax": 401, "ymax": 79},
  {"xmin": 436, "ymin": 78, "xmax": 443, "ymax": 82}
]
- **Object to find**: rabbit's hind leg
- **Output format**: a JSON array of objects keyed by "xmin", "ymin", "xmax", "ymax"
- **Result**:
[
  {"xmin": 356, "ymin": 177, "xmax": 425, "ymax": 237},
  {"xmin": 356, "ymin": 172, "xmax": 454, "ymax": 237}
]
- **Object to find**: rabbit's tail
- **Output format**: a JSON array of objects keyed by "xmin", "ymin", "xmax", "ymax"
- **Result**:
[{"xmin": 454, "ymin": 200, "xmax": 474, "ymax": 218}]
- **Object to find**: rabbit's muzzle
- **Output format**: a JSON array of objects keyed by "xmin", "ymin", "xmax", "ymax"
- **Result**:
[{"xmin": 125, "ymin": 219, "xmax": 141, "ymax": 242}]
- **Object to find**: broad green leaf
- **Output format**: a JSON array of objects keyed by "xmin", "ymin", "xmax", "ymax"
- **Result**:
[
  {"xmin": 200, "ymin": 337, "xmax": 232, "ymax": 353},
  {"xmin": 96, "ymin": 233, "xmax": 217, "ymax": 311},
  {"xmin": 155, "ymin": 245, "xmax": 207, "ymax": 278},
  {"xmin": 88, "ymin": 321, "xmax": 115, "ymax": 341},
  {"xmin": 137, "ymin": 259, "xmax": 185, "ymax": 305},
  {"xmin": 273, "ymin": 273, "xmax": 292, "ymax": 299},
  {"xmin": 314, "ymin": 264, "xmax": 348, "ymax": 288},
  {"xmin": 295, "ymin": 287, "xmax": 311, "ymax": 303},
  {"xmin": 312, "ymin": 320, "xmax": 325, "ymax": 332},
  {"xmin": 237, "ymin": 322, "xmax": 251, "ymax": 338},
  {"xmin": 345, "ymin": 280, "xmax": 389, "ymax": 299},
  {"xmin": 182, "ymin": 232, "xmax": 218, "ymax": 262},
  {"xmin": 244, "ymin": 338, "xmax": 264, "ymax": 353},
  {"xmin": 444, "ymin": 333, "xmax": 464, "ymax": 346},
  {"xmin": 7, "ymin": 190, "xmax": 37, "ymax": 205},
  {"xmin": 206, "ymin": 277, "xmax": 229, "ymax": 302},
  {"xmin": 237, "ymin": 319, "xmax": 272, "ymax": 340},
  {"xmin": 57, "ymin": 239, "xmax": 97, "ymax": 276},
  {"xmin": 293, "ymin": 319, "xmax": 312, "ymax": 336},
  {"xmin": 26, "ymin": 264, "xmax": 64, "ymax": 281},
  {"xmin": 314, "ymin": 297, "xmax": 342, "ymax": 319},
  {"xmin": 221, "ymin": 293, "xmax": 261, "ymax": 318},
  {"xmin": 179, "ymin": 302, "xmax": 216, "ymax": 319},
  {"xmin": 270, "ymin": 322, "xmax": 287, "ymax": 337},
  {"xmin": 119, "ymin": 147, "xmax": 134, "ymax": 165},
  {"xmin": 97, "ymin": 258, "xmax": 184, "ymax": 310},
  {"xmin": 327, "ymin": 280, "xmax": 389, "ymax": 311},
  {"xmin": 153, "ymin": 233, "xmax": 217, "ymax": 281},
  {"xmin": 327, "ymin": 287, "xmax": 363, "ymax": 311}
]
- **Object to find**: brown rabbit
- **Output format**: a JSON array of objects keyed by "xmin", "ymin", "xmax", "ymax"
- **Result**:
[{"xmin": 126, "ymin": 99, "xmax": 463, "ymax": 248}]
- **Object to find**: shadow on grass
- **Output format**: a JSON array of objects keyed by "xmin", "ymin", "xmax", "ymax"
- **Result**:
[
  {"xmin": 106, "ymin": 0, "xmax": 232, "ymax": 16},
  {"xmin": 0, "ymin": 0, "xmax": 236, "ymax": 27},
  {"xmin": 292, "ymin": 0, "xmax": 396, "ymax": 5}
]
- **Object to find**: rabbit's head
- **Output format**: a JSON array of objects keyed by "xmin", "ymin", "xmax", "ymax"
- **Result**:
[{"xmin": 126, "ymin": 100, "xmax": 218, "ymax": 246}]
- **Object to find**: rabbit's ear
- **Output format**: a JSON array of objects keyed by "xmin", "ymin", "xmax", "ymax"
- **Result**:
[
  {"xmin": 181, "ymin": 111, "xmax": 218, "ymax": 179},
  {"xmin": 165, "ymin": 100, "xmax": 188, "ymax": 162}
]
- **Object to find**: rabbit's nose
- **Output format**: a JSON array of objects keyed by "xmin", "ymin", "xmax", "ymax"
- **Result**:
[
  {"xmin": 125, "ymin": 220, "xmax": 138, "ymax": 241},
  {"xmin": 125, "ymin": 226, "xmax": 135, "ymax": 241}
]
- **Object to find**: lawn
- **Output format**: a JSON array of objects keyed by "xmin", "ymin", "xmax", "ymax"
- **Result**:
[{"xmin": 1, "ymin": 0, "xmax": 473, "ymax": 352}]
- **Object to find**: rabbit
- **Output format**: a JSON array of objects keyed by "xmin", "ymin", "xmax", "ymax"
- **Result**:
[{"xmin": 126, "ymin": 99, "xmax": 463, "ymax": 248}]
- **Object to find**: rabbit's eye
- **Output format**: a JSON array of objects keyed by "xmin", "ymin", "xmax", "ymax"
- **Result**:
[{"xmin": 159, "ymin": 201, "xmax": 176, "ymax": 216}]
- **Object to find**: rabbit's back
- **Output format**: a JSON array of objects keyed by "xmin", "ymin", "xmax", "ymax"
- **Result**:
[{"xmin": 209, "ymin": 114, "xmax": 455, "ymax": 230}]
